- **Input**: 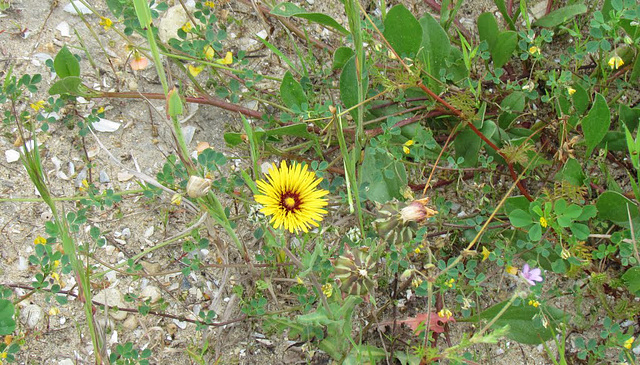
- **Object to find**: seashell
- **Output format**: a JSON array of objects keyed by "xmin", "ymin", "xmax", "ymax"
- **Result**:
[{"xmin": 186, "ymin": 176, "xmax": 211, "ymax": 198}]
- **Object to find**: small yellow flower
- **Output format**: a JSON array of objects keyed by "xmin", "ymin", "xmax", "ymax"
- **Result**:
[
  {"xmin": 623, "ymin": 336, "xmax": 635, "ymax": 350},
  {"xmin": 30, "ymin": 100, "xmax": 45, "ymax": 112},
  {"xmin": 403, "ymin": 139, "xmax": 414, "ymax": 154},
  {"xmin": 539, "ymin": 216, "xmax": 548, "ymax": 228},
  {"xmin": 204, "ymin": 1, "xmax": 215, "ymax": 8},
  {"xmin": 52, "ymin": 260, "xmax": 60, "ymax": 269},
  {"xmin": 79, "ymin": 179, "xmax": 89, "ymax": 192},
  {"xmin": 528, "ymin": 299, "xmax": 540, "ymax": 307},
  {"xmin": 216, "ymin": 51, "xmax": 233, "ymax": 65},
  {"xmin": 0, "ymin": 352, "xmax": 6, "ymax": 359},
  {"xmin": 48, "ymin": 307, "xmax": 60, "ymax": 316},
  {"xmin": 438, "ymin": 308, "xmax": 452, "ymax": 319},
  {"xmin": 99, "ymin": 17, "xmax": 113, "ymax": 31},
  {"xmin": 97, "ymin": 107, "xmax": 105, "ymax": 114},
  {"xmin": 181, "ymin": 22, "xmax": 193, "ymax": 33},
  {"xmin": 529, "ymin": 46, "xmax": 541, "ymax": 55},
  {"xmin": 3, "ymin": 335, "xmax": 12, "ymax": 346},
  {"xmin": 296, "ymin": 276, "xmax": 303, "ymax": 285},
  {"xmin": 34, "ymin": 235, "xmax": 47, "ymax": 245},
  {"xmin": 188, "ymin": 64, "xmax": 204, "ymax": 77},
  {"xmin": 445, "ymin": 278, "xmax": 455, "ymax": 288},
  {"xmin": 411, "ymin": 278, "xmax": 423, "ymax": 288},
  {"xmin": 171, "ymin": 193, "xmax": 182, "ymax": 206},
  {"xmin": 567, "ymin": 87, "xmax": 576, "ymax": 96},
  {"xmin": 204, "ymin": 45, "xmax": 215, "ymax": 61},
  {"xmin": 608, "ymin": 55, "xmax": 624, "ymax": 70},
  {"xmin": 321, "ymin": 283, "xmax": 333, "ymax": 298},
  {"xmin": 51, "ymin": 272, "xmax": 61, "ymax": 284},
  {"xmin": 414, "ymin": 246, "xmax": 421, "ymax": 254},
  {"xmin": 481, "ymin": 246, "xmax": 491, "ymax": 262},
  {"xmin": 505, "ymin": 265, "xmax": 518, "ymax": 275}
]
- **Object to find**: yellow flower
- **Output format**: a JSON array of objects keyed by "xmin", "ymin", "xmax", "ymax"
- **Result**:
[
  {"xmin": 4, "ymin": 335, "xmax": 12, "ymax": 346},
  {"xmin": 254, "ymin": 161, "xmax": 329, "ymax": 233},
  {"xmin": 97, "ymin": 107, "xmax": 105, "ymax": 114},
  {"xmin": 529, "ymin": 46, "xmax": 541, "ymax": 55},
  {"xmin": 204, "ymin": 45, "xmax": 215, "ymax": 61},
  {"xmin": 204, "ymin": 1, "xmax": 215, "ymax": 8},
  {"xmin": 181, "ymin": 22, "xmax": 193, "ymax": 33},
  {"xmin": 444, "ymin": 278, "xmax": 455, "ymax": 288},
  {"xmin": 188, "ymin": 64, "xmax": 204, "ymax": 77},
  {"xmin": 623, "ymin": 336, "xmax": 635, "ymax": 350},
  {"xmin": 438, "ymin": 308, "xmax": 452, "ymax": 319},
  {"xmin": 505, "ymin": 265, "xmax": 518, "ymax": 275},
  {"xmin": 411, "ymin": 278, "xmax": 423, "ymax": 288},
  {"xmin": 99, "ymin": 17, "xmax": 113, "ymax": 31},
  {"xmin": 34, "ymin": 235, "xmax": 46, "ymax": 245},
  {"xmin": 321, "ymin": 283, "xmax": 333, "ymax": 298},
  {"xmin": 414, "ymin": 246, "xmax": 421, "ymax": 254},
  {"xmin": 48, "ymin": 307, "xmax": 60, "ymax": 316},
  {"xmin": 296, "ymin": 276, "xmax": 303, "ymax": 285},
  {"xmin": 51, "ymin": 272, "xmax": 61, "ymax": 284},
  {"xmin": 402, "ymin": 139, "xmax": 414, "ymax": 155},
  {"xmin": 528, "ymin": 299, "xmax": 540, "ymax": 307},
  {"xmin": 216, "ymin": 51, "xmax": 233, "ymax": 65},
  {"xmin": 171, "ymin": 193, "xmax": 182, "ymax": 206},
  {"xmin": 608, "ymin": 55, "xmax": 624, "ymax": 70},
  {"xmin": 52, "ymin": 260, "xmax": 60, "ymax": 269},
  {"xmin": 0, "ymin": 352, "xmax": 6, "ymax": 359},
  {"xmin": 481, "ymin": 246, "xmax": 491, "ymax": 262},
  {"xmin": 30, "ymin": 100, "xmax": 45, "ymax": 112},
  {"xmin": 539, "ymin": 216, "xmax": 548, "ymax": 228},
  {"xmin": 567, "ymin": 87, "xmax": 576, "ymax": 95}
]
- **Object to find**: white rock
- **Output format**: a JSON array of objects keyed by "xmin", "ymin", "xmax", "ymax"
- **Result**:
[
  {"xmin": 172, "ymin": 319, "xmax": 187, "ymax": 329},
  {"xmin": 20, "ymin": 304, "xmax": 43, "ymax": 328},
  {"xmin": 143, "ymin": 226, "xmax": 154, "ymax": 238},
  {"xmin": 256, "ymin": 29, "xmax": 268, "ymax": 39},
  {"xmin": 140, "ymin": 285, "xmax": 162, "ymax": 304},
  {"xmin": 94, "ymin": 288, "xmax": 128, "ymax": 320},
  {"xmin": 63, "ymin": 1, "xmax": 92, "ymax": 15},
  {"xmin": 92, "ymin": 118, "xmax": 121, "ymax": 132},
  {"xmin": 59, "ymin": 359, "xmax": 74, "ymax": 365},
  {"xmin": 117, "ymin": 171, "xmax": 134, "ymax": 182},
  {"xmin": 5, "ymin": 149, "xmax": 20, "ymax": 163},
  {"xmin": 123, "ymin": 315, "xmax": 138, "ymax": 330},
  {"xmin": 56, "ymin": 21, "xmax": 70, "ymax": 37},
  {"xmin": 17, "ymin": 257, "xmax": 28, "ymax": 271},
  {"xmin": 159, "ymin": 5, "xmax": 190, "ymax": 44}
]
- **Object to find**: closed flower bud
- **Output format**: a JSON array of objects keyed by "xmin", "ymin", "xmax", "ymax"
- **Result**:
[{"xmin": 186, "ymin": 176, "xmax": 212, "ymax": 198}]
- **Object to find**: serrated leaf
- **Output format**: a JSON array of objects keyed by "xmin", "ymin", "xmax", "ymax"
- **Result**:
[
  {"xmin": 533, "ymin": 4, "xmax": 588, "ymax": 28},
  {"xmin": 383, "ymin": 5, "xmax": 422, "ymax": 58},
  {"xmin": 622, "ymin": 267, "xmax": 640, "ymax": 296},
  {"xmin": 582, "ymin": 93, "xmax": 610, "ymax": 156}
]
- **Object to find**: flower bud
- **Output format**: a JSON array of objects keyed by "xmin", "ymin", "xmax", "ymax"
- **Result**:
[{"xmin": 186, "ymin": 176, "xmax": 212, "ymax": 198}]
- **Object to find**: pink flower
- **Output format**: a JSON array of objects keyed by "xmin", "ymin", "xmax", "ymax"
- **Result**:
[{"xmin": 520, "ymin": 264, "xmax": 543, "ymax": 286}]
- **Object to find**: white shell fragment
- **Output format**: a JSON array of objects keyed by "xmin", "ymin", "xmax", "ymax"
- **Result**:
[
  {"xmin": 5, "ymin": 149, "xmax": 20, "ymax": 163},
  {"xmin": 56, "ymin": 21, "xmax": 70, "ymax": 38},
  {"xmin": 186, "ymin": 176, "xmax": 212, "ymax": 198},
  {"xmin": 92, "ymin": 118, "xmax": 121, "ymax": 132},
  {"xmin": 63, "ymin": 1, "xmax": 92, "ymax": 15}
]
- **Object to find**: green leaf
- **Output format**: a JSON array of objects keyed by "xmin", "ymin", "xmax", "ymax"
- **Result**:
[
  {"xmin": 383, "ymin": 5, "xmax": 422, "ymax": 58},
  {"xmin": 501, "ymin": 91, "xmax": 526, "ymax": 113},
  {"xmin": 504, "ymin": 196, "xmax": 531, "ymax": 215},
  {"xmin": 557, "ymin": 158, "xmax": 585, "ymax": 186},
  {"xmin": 280, "ymin": 71, "xmax": 307, "ymax": 110},
  {"xmin": 344, "ymin": 345, "xmax": 387, "ymax": 365},
  {"xmin": 224, "ymin": 123, "xmax": 312, "ymax": 147},
  {"xmin": 491, "ymin": 31, "xmax": 518, "ymax": 69},
  {"xmin": 477, "ymin": 13, "xmax": 499, "ymax": 49},
  {"xmin": 339, "ymin": 55, "xmax": 368, "ymax": 122},
  {"xmin": 48, "ymin": 76, "xmax": 83, "ymax": 96},
  {"xmin": 454, "ymin": 128, "xmax": 481, "ymax": 166},
  {"xmin": 533, "ymin": 4, "xmax": 588, "ymax": 28},
  {"xmin": 468, "ymin": 301, "xmax": 567, "ymax": 344},
  {"xmin": 582, "ymin": 93, "xmax": 610, "ymax": 156},
  {"xmin": 571, "ymin": 83, "xmax": 590, "ymax": 115},
  {"xmin": 359, "ymin": 147, "xmax": 407, "ymax": 203},
  {"xmin": 528, "ymin": 223, "xmax": 542, "ymax": 241},
  {"xmin": 619, "ymin": 104, "xmax": 640, "ymax": 132},
  {"xmin": 0, "ymin": 299, "xmax": 16, "ymax": 335},
  {"xmin": 418, "ymin": 13, "xmax": 450, "ymax": 89},
  {"xmin": 332, "ymin": 47, "xmax": 354, "ymax": 71},
  {"xmin": 596, "ymin": 191, "xmax": 640, "ymax": 228},
  {"xmin": 509, "ymin": 209, "xmax": 533, "ymax": 227},
  {"xmin": 53, "ymin": 46, "xmax": 80, "ymax": 78},
  {"xmin": 570, "ymin": 223, "xmax": 590, "ymax": 240},
  {"xmin": 622, "ymin": 267, "xmax": 640, "ymax": 296},
  {"xmin": 271, "ymin": 2, "xmax": 349, "ymax": 35}
]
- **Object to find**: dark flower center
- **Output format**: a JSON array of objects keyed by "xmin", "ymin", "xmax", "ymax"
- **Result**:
[{"xmin": 281, "ymin": 193, "xmax": 300, "ymax": 212}]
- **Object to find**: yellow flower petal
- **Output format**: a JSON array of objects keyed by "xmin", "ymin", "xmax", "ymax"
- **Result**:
[
  {"xmin": 216, "ymin": 51, "xmax": 233, "ymax": 65},
  {"xmin": 254, "ymin": 161, "xmax": 329, "ymax": 233},
  {"xmin": 505, "ymin": 265, "xmax": 518, "ymax": 275},
  {"xmin": 608, "ymin": 55, "xmax": 624, "ymax": 70},
  {"xmin": 481, "ymin": 246, "xmax": 491, "ymax": 262},
  {"xmin": 188, "ymin": 64, "xmax": 204, "ymax": 77}
]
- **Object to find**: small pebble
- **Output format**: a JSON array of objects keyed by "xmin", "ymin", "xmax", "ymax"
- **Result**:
[
  {"xmin": 99, "ymin": 170, "xmax": 110, "ymax": 183},
  {"xmin": 20, "ymin": 304, "xmax": 43, "ymax": 329}
]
